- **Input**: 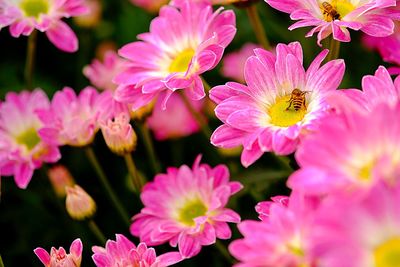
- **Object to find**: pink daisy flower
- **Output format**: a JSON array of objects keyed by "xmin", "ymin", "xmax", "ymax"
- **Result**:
[
  {"xmin": 312, "ymin": 182, "xmax": 400, "ymax": 267},
  {"xmin": 289, "ymin": 102, "xmax": 400, "ymax": 196},
  {"xmin": 130, "ymin": 155, "xmax": 243, "ymax": 258},
  {"xmin": 363, "ymin": 22, "xmax": 400, "ymax": 74},
  {"xmin": 146, "ymin": 93, "xmax": 204, "ymax": 141},
  {"xmin": 92, "ymin": 234, "xmax": 182, "ymax": 267},
  {"xmin": 114, "ymin": 0, "xmax": 236, "ymax": 110},
  {"xmin": 0, "ymin": 0, "xmax": 88, "ymax": 52},
  {"xmin": 210, "ymin": 42, "xmax": 345, "ymax": 167},
  {"xmin": 0, "ymin": 89, "xmax": 61, "ymax": 189},
  {"xmin": 229, "ymin": 192, "xmax": 319, "ymax": 267},
  {"xmin": 221, "ymin": 43, "xmax": 261, "ymax": 83},
  {"xmin": 34, "ymin": 238, "xmax": 82, "ymax": 267},
  {"xmin": 38, "ymin": 86, "xmax": 111, "ymax": 147},
  {"xmin": 264, "ymin": 0, "xmax": 400, "ymax": 45}
]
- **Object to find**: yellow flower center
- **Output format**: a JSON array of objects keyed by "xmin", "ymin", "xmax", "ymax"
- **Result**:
[
  {"xmin": 375, "ymin": 237, "xmax": 400, "ymax": 267},
  {"xmin": 169, "ymin": 48, "xmax": 195, "ymax": 73},
  {"xmin": 19, "ymin": 0, "xmax": 49, "ymax": 18},
  {"xmin": 320, "ymin": 0, "xmax": 356, "ymax": 22},
  {"xmin": 269, "ymin": 94, "xmax": 307, "ymax": 128},
  {"xmin": 358, "ymin": 162, "xmax": 374, "ymax": 181},
  {"xmin": 177, "ymin": 199, "xmax": 207, "ymax": 226},
  {"xmin": 16, "ymin": 128, "xmax": 41, "ymax": 151}
]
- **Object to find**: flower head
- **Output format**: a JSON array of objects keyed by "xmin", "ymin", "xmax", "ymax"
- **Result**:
[
  {"xmin": 264, "ymin": 0, "xmax": 399, "ymax": 45},
  {"xmin": 229, "ymin": 192, "xmax": 319, "ymax": 267},
  {"xmin": 48, "ymin": 165, "xmax": 75, "ymax": 198},
  {"xmin": 100, "ymin": 113, "xmax": 137, "ymax": 155},
  {"xmin": 312, "ymin": 182, "xmax": 400, "ymax": 267},
  {"xmin": 0, "ymin": 0, "xmax": 88, "ymax": 52},
  {"xmin": 221, "ymin": 43, "xmax": 261, "ymax": 83},
  {"xmin": 66, "ymin": 184, "xmax": 96, "ymax": 220},
  {"xmin": 0, "ymin": 89, "xmax": 61, "ymax": 189},
  {"xmin": 114, "ymin": 0, "xmax": 236, "ymax": 110},
  {"xmin": 289, "ymin": 102, "xmax": 400, "ymax": 196},
  {"xmin": 92, "ymin": 234, "xmax": 182, "ymax": 267},
  {"xmin": 146, "ymin": 93, "xmax": 204, "ymax": 140},
  {"xmin": 34, "ymin": 238, "xmax": 83, "ymax": 267},
  {"xmin": 210, "ymin": 42, "xmax": 345, "ymax": 167},
  {"xmin": 131, "ymin": 155, "xmax": 243, "ymax": 258},
  {"xmin": 38, "ymin": 87, "xmax": 110, "ymax": 147}
]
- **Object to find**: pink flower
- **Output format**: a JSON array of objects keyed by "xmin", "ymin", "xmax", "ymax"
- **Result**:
[
  {"xmin": 221, "ymin": 43, "xmax": 261, "ymax": 83},
  {"xmin": 114, "ymin": 0, "xmax": 236, "ymax": 110},
  {"xmin": 289, "ymin": 102, "xmax": 400, "ymax": 196},
  {"xmin": 34, "ymin": 238, "xmax": 83, "ymax": 267},
  {"xmin": 48, "ymin": 165, "xmax": 75, "ymax": 197},
  {"xmin": 229, "ymin": 192, "xmax": 319, "ymax": 267},
  {"xmin": 210, "ymin": 42, "xmax": 345, "ymax": 167},
  {"xmin": 0, "ymin": 89, "xmax": 61, "ymax": 189},
  {"xmin": 311, "ymin": 182, "xmax": 400, "ymax": 267},
  {"xmin": 38, "ymin": 87, "xmax": 110, "ymax": 147},
  {"xmin": 0, "ymin": 0, "xmax": 88, "ymax": 52},
  {"xmin": 100, "ymin": 113, "xmax": 137, "ymax": 155},
  {"xmin": 146, "ymin": 93, "xmax": 204, "ymax": 141},
  {"xmin": 264, "ymin": 0, "xmax": 400, "ymax": 45},
  {"xmin": 92, "ymin": 234, "xmax": 182, "ymax": 267},
  {"xmin": 131, "ymin": 155, "xmax": 243, "ymax": 258}
]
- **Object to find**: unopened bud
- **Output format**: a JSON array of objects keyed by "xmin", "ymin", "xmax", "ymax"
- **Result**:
[
  {"xmin": 47, "ymin": 165, "xmax": 75, "ymax": 198},
  {"xmin": 66, "ymin": 185, "xmax": 96, "ymax": 220},
  {"xmin": 101, "ymin": 113, "xmax": 137, "ymax": 156}
]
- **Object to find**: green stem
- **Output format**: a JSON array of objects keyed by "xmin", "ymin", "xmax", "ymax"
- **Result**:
[
  {"xmin": 179, "ymin": 91, "xmax": 212, "ymax": 138},
  {"xmin": 24, "ymin": 30, "xmax": 38, "ymax": 90},
  {"xmin": 137, "ymin": 123, "xmax": 162, "ymax": 175},
  {"xmin": 124, "ymin": 153, "xmax": 145, "ymax": 192},
  {"xmin": 0, "ymin": 254, "xmax": 4, "ymax": 267},
  {"xmin": 88, "ymin": 220, "xmax": 107, "ymax": 244},
  {"xmin": 215, "ymin": 240, "xmax": 235, "ymax": 264},
  {"xmin": 246, "ymin": 5, "xmax": 270, "ymax": 49},
  {"xmin": 201, "ymin": 76, "xmax": 211, "ymax": 92},
  {"xmin": 274, "ymin": 155, "xmax": 293, "ymax": 172},
  {"xmin": 84, "ymin": 147, "xmax": 130, "ymax": 226},
  {"xmin": 326, "ymin": 37, "xmax": 341, "ymax": 61}
]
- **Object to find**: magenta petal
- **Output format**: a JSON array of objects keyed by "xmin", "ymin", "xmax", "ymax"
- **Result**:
[
  {"xmin": 14, "ymin": 163, "xmax": 34, "ymax": 189},
  {"xmin": 178, "ymin": 234, "xmax": 202, "ymax": 258},
  {"xmin": 46, "ymin": 20, "xmax": 78, "ymax": 53},
  {"xmin": 211, "ymin": 125, "xmax": 245, "ymax": 148},
  {"xmin": 70, "ymin": 238, "xmax": 83, "ymax": 259},
  {"xmin": 34, "ymin": 247, "xmax": 51, "ymax": 266},
  {"xmin": 240, "ymin": 142, "xmax": 263, "ymax": 168},
  {"xmin": 157, "ymin": 252, "xmax": 183, "ymax": 266}
]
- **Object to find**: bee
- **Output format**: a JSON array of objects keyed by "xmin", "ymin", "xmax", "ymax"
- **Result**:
[
  {"xmin": 321, "ymin": 1, "xmax": 341, "ymax": 21},
  {"xmin": 285, "ymin": 89, "xmax": 310, "ymax": 111}
]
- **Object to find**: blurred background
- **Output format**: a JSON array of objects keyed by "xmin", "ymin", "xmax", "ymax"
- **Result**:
[{"xmin": 0, "ymin": 0, "xmax": 386, "ymax": 266}]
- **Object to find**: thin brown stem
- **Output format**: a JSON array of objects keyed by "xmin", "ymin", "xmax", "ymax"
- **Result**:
[
  {"xmin": 246, "ymin": 5, "xmax": 270, "ymax": 49},
  {"xmin": 124, "ymin": 153, "xmax": 145, "ymax": 192},
  {"xmin": 88, "ymin": 220, "xmax": 107, "ymax": 244},
  {"xmin": 137, "ymin": 123, "xmax": 162, "ymax": 175},
  {"xmin": 24, "ymin": 30, "xmax": 38, "ymax": 90}
]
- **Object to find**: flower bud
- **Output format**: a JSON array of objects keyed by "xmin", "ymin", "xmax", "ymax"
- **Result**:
[
  {"xmin": 101, "ymin": 113, "xmax": 137, "ymax": 155},
  {"xmin": 47, "ymin": 165, "xmax": 75, "ymax": 198},
  {"xmin": 66, "ymin": 185, "xmax": 96, "ymax": 220},
  {"xmin": 73, "ymin": 0, "xmax": 102, "ymax": 28}
]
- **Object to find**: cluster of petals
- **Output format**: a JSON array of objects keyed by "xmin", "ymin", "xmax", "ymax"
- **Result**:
[
  {"xmin": 130, "ymin": 155, "xmax": 243, "ymax": 258},
  {"xmin": 210, "ymin": 42, "xmax": 345, "ymax": 167},
  {"xmin": 34, "ymin": 238, "xmax": 82, "ymax": 267},
  {"xmin": 114, "ymin": 0, "xmax": 236, "ymax": 110},
  {"xmin": 289, "ymin": 67, "xmax": 400, "ymax": 196},
  {"xmin": 363, "ymin": 22, "xmax": 400, "ymax": 74},
  {"xmin": 0, "ymin": 0, "xmax": 88, "ymax": 52},
  {"xmin": 92, "ymin": 234, "xmax": 182, "ymax": 267},
  {"xmin": 264, "ymin": 0, "xmax": 400, "ymax": 45},
  {"xmin": 0, "ymin": 89, "xmax": 60, "ymax": 189},
  {"xmin": 221, "ymin": 42, "xmax": 261, "ymax": 83},
  {"xmin": 37, "ymin": 86, "xmax": 112, "ymax": 147},
  {"xmin": 146, "ymin": 93, "xmax": 204, "ymax": 141},
  {"xmin": 230, "ymin": 192, "xmax": 319, "ymax": 267}
]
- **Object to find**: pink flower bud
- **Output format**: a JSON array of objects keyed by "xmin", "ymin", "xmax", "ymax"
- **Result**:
[
  {"xmin": 66, "ymin": 185, "xmax": 96, "ymax": 220},
  {"xmin": 34, "ymin": 238, "xmax": 83, "ymax": 267},
  {"xmin": 47, "ymin": 165, "xmax": 75, "ymax": 198}
]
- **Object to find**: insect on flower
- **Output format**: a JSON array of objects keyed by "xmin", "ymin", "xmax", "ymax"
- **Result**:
[
  {"xmin": 321, "ymin": 1, "xmax": 341, "ymax": 22},
  {"xmin": 286, "ymin": 89, "xmax": 310, "ymax": 111}
]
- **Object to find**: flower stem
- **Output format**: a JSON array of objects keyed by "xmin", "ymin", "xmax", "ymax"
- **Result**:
[
  {"xmin": 137, "ymin": 123, "xmax": 162, "ymax": 175},
  {"xmin": 0, "ymin": 254, "xmax": 4, "ymax": 267},
  {"xmin": 84, "ymin": 146, "xmax": 130, "ymax": 226},
  {"xmin": 246, "ymin": 4, "xmax": 270, "ymax": 49},
  {"xmin": 215, "ymin": 240, "xmax": 235, "ymax": 264},
  {"xmin": 24, "ymin": 30, "xmax": 38, "ymax": 90},
  {"xmin": 179, "ymin": 91, "xmax": 212, "ymax": 138},
  {"xmin": 201, "ymin": 76, "xmax": 211, "ymax": 92},
  {"xmin": 124, "ymin": 153, "xmax": 145, "ymax": 193},
  {"xmin": 88, "ymin": 220, "xmax": 107, "ymax": 244},
  {"xmin": 326, "ymin": 37, "xmax": 341, "ymax": 61}
]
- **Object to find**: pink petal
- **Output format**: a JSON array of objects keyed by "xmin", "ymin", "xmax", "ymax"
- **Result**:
[
  {"xmin": 46, "ymin": 20, "xmax": 78, "ymax": 53},
  {"xmin": 34, "ymin": 247, "xmax": 51, "ymax": 266}
]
